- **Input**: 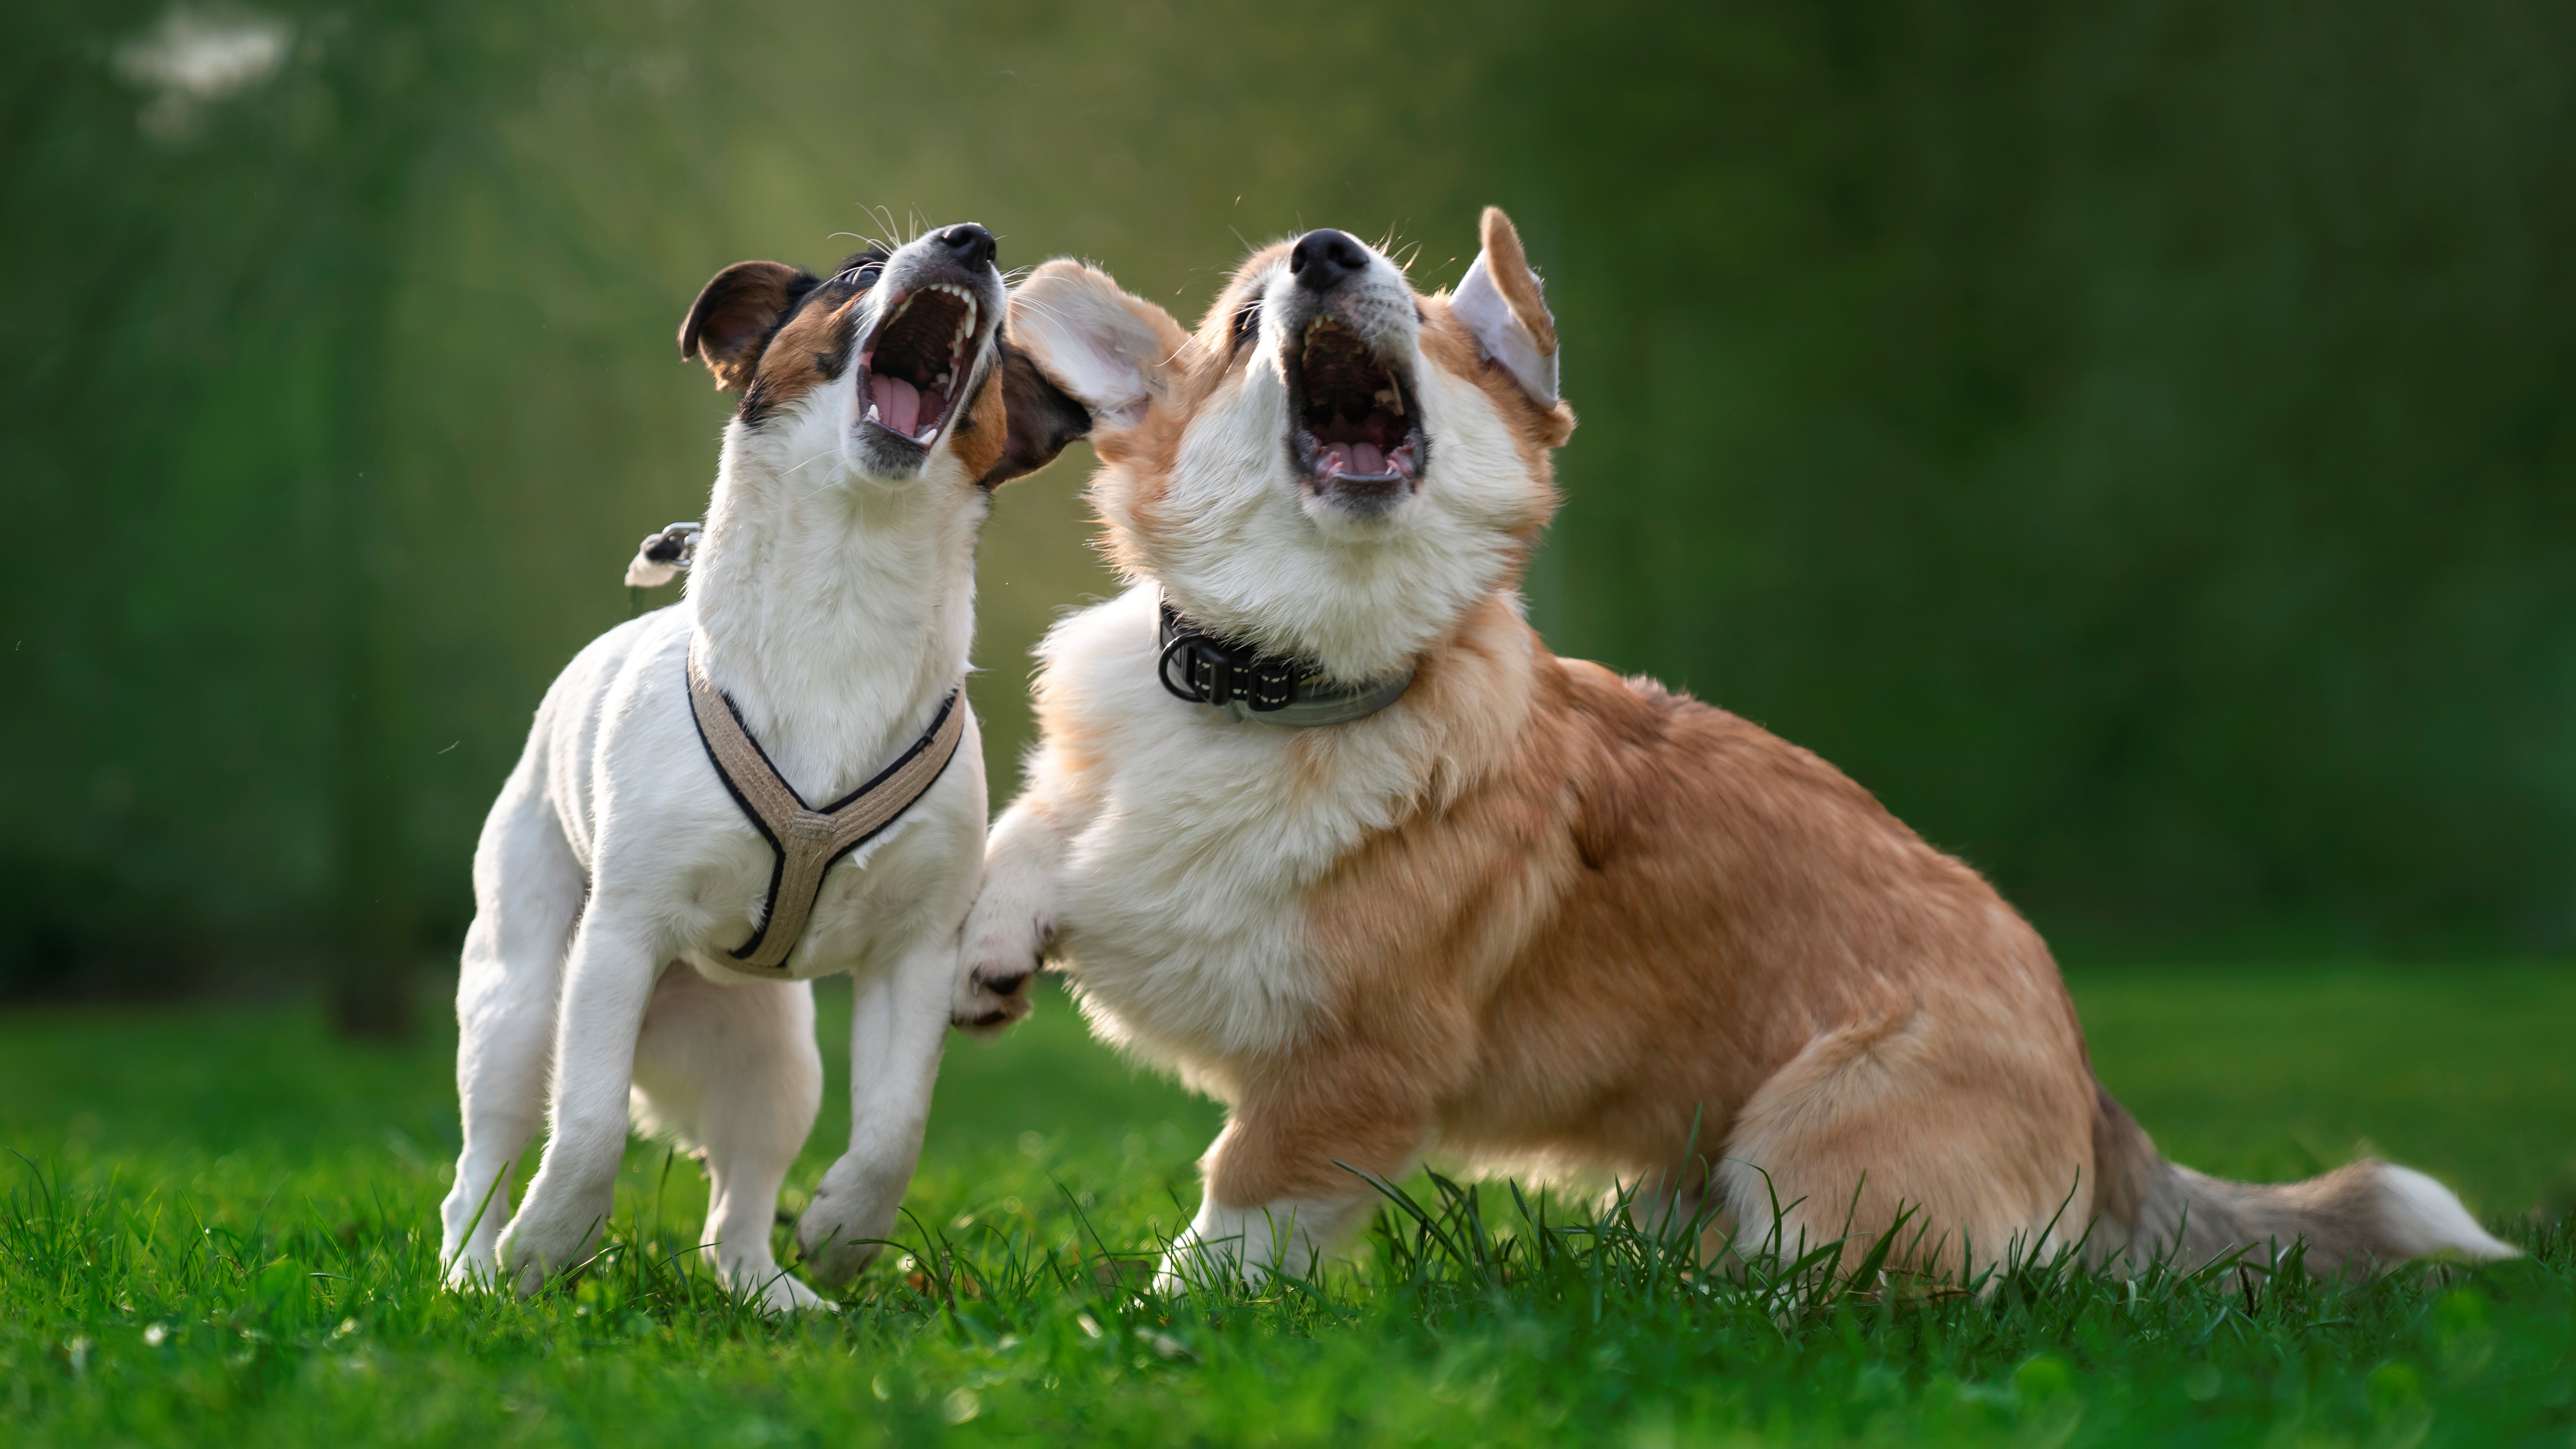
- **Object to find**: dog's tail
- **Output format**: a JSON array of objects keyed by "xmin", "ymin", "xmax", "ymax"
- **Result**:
[{"xmin": 2087, "ymin": 1081, "xmax": 2517, "ymax": 1274}]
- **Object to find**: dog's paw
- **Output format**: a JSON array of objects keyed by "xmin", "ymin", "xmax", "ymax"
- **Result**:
[
  {"xmin": 719, "ymin": 1258, "xmax": 837, "ymax": 1314},
  {"xmin": 441, "ymin": 1249, "xmax": 505, "ymax": 1294},
  {"xmin": 493, "ymin": 1233, "xmax": 566, "ymax": 1298},
  {"xmin": 952, "ymin": 953, "xmax": 1037, "ymax": 1036},
  {"xmin": 952, "ymin": 921, "xmax": 1042, "ymax": 1035},
  {"xmin": 796, "ymin": 1183, "xmax": 893, "ymax": 1288},
  {"xmin": 494, "ymin": 1190, "xmax": 605, "ymax": 1297},
  {"xmin": 753, "ymin": 1272, "xmax": 837, "ymax": 1315}
]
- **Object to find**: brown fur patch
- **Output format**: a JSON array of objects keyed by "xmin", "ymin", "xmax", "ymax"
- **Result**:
[
  {"xmin": 1263, "ymin": 601, "xmax": 2102, "ymax": 1271},
  {"xmin": 948, "ymin": 360, "xmax": 1011, "ymax": 483},
  {"xmin": 974, "ymin": 341, "xmax": 1095, "ymax": 489},
  {"xmin": 1478, "ymin": 206, "xmax": 1558, "ymax": 355},
  {"xmin": 738, "ymin": 282, "xmax": 861, "ymax": 427}
]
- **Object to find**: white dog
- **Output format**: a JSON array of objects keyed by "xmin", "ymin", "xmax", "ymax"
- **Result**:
[{"xmin": 438, "ymin": 223, "xmax": 1090, "ymax": 1309}]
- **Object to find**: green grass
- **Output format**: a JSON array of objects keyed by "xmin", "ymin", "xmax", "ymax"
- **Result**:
[{"xmin": 3, "ymin": 963, "xmax": 2572, "ymax": 1446}]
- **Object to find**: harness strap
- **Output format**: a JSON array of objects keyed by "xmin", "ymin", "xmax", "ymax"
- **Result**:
[{"xmin": 685, "ymin": 642, "xmax": 966, "ymax": 975}]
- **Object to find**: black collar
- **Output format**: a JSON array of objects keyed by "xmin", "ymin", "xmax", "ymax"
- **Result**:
[{"xmin": 1155, "ymin": 597, "xmax": 1413, "ymax": 727}]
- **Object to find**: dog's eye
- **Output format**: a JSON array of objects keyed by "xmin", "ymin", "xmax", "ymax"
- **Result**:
[{"xmin": 1230, "ymin": 300, "xmax": 1261, "ymax": 351}]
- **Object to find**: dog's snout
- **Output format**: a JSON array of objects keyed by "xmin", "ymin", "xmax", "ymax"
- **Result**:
[
  {"xmin": 1289, "ymin": 229, "xmax": 1370, "ymax": 293},
  {"xmin": 935, "ymin": 223, "xmax": 997, "ymax": 271}
]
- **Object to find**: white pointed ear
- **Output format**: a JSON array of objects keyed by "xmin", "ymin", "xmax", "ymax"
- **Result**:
[
  {"xmin": 1005, "ymin": 260, "xmax": 1187, "ymax": 433},
  {"xmin": 1451, "ymin": 206, "xmax": 1560, "ymax": 406}
]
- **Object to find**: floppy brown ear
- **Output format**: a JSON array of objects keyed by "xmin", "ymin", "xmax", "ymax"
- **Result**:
[
  {"xmin": 976, "ymin": 337, "xmax": 1094, "ymax": 488},
  {"xmin": 679, "ymin": 260, "xmax": 819, "ymax": 391}
]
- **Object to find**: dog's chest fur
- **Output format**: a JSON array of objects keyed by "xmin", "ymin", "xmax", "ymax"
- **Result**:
[
  {"xmin": 1041, "ymin": 587, "xmax": 1445, "ymax": 1080},
  {"xmin": 534, "ymin": 603, "xmax": 982, "ymax": 985}
]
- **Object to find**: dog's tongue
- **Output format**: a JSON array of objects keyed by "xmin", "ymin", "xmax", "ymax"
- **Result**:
[
  {"xmin": 872, "ymin": 375, "xmax": 921, "ymax": 438},
  {"xmin": 1349, "ymin": 441, "xmax": 1387, "ymax": 476}
]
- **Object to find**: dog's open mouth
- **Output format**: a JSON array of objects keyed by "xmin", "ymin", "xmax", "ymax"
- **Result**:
[
  {"xmin": 859, "ymin": 284, "xmax": 979, "ymax": 446},
  {"xmin": 1289, "ymin": 318, "xmax": 1425, "ymax": 503}
]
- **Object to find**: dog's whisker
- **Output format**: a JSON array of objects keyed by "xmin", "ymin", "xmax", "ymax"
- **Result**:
[{"xmin": 777, "ymin": 448, "xmax": 837, "ymax": 479}]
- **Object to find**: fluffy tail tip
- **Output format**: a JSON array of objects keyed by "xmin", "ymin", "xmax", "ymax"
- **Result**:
[{"xmin": 2378, "ymin": 1163, "xmax": 2520, "ymax": 1262}]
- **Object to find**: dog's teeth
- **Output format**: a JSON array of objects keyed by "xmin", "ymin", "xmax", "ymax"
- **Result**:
[{"xmin": 920, "ymin": 426, "xmax": 939, "ymax": 444}]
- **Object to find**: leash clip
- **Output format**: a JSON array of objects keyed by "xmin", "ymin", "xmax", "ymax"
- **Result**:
[{"xmin": 624, "ymin": 520, "xmax": 704, "ymax": 588}]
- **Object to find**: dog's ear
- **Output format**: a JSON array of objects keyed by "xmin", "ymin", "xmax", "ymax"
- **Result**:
[
  {"xmin": 1452, "ymin": 206, "xmax": 1560, "ymax": 409},
  {"xmin": 679, "ymin": 260, "xmax": 820, "ymax": 392},
  {"xmin": 1004, "ymin": 259, "xmax": 1187, "ymax": 436},
  {"xmin": 975, "ymin": 336, "xmax": 1095, "ymax": 488}
]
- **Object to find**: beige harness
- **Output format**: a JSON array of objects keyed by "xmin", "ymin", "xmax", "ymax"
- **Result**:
[{"xmin": 685, "ymin": 643, "xmax": 966, "ymax": 976}]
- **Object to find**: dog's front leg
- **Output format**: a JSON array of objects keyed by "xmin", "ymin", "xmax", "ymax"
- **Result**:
[
  {"xmin": 495, "ymin": 896, "xmax": 663, "ymax": 1296},
  {"xmin": 798, "ymin": 940, "xmax": 953, "ymax": 1286},
  {"xmin": 952, "ymin": 796, "xmax": 1066, "ymax": 1033},
  {"xmin": 1158, "ymin": 1056, "xmax": 1433, "ymax": 1291}
]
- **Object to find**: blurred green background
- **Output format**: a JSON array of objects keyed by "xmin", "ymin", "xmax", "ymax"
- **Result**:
[{"xmin": 5, "ymin": 0, "xmax": 2573, "ymax": 1014}]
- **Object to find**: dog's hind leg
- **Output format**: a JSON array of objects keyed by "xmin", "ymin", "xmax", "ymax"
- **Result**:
[
  {"xmin": 1714, "ymin": 1002, "xmax": 2097, "ymax": 1284},
  {"xmin": 440, "ymin": 761, "xmax": 584, "ymax": 1286},
  {"xmin": 630, "ymin": 965, "xmax": 826, "ymax": 1312}
]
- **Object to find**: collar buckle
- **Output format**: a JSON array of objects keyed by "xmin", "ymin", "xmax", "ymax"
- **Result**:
[{"xmin": 1154, "ymin": 595, "xmax": 1412, "ymax": 728}]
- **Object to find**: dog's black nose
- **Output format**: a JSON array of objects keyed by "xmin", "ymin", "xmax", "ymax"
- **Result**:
[
  {"xmin": 1289, "ymin": 229, "xmax": 1370, "ymax": 292},
  {"xmin": 935, "ymin": 223, "xmax": 997, "ymax": 271}
]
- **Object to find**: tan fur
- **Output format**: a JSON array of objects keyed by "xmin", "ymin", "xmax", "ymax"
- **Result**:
[
  {"xmin": 1476, "ymin": 206, "xmax": 1558, "ymax": 355},
  {"xmin": 1251, "ymin": 606, "xmax": 2096, "ymax": 1273},
  {"xmin": 1054, "ymin": 254, "xmax": 1253, "ymax": 572}
]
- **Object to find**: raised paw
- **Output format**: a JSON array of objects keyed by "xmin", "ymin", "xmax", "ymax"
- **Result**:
[{"xmin": 952, "ymin": 949, "xmax": 1039, "ymax": 1036}]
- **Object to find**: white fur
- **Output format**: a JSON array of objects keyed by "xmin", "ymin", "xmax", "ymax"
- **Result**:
[
  {"xmin": 1160, "ymin": 1180, "xmax": 1382, "ymax": 1290},
  {"xmin": 966, "ymin": 230, "xmax": 1554, "ymax": 1280},
  {"xmin": 440, "ymin": 236, "xmax": 1002, "ymax": 1311},
  {"xmin": 2375, "ymin": 1164, "xmax": 2520, "ymax": 1260}
]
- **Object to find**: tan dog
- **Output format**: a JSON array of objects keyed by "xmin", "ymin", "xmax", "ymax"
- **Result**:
[{"xmin": 952, "ymin": 209, "xmax": 2516, "ymax": 1283}]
